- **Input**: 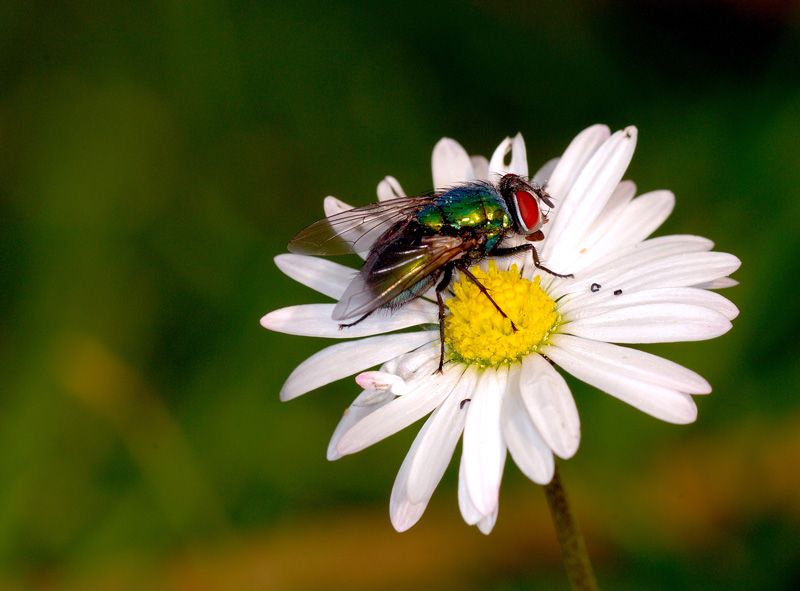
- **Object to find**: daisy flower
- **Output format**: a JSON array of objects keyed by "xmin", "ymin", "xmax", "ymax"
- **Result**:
[{"xmin": 261, "ymin": 125, "xmax": 740, "ymax": 534}]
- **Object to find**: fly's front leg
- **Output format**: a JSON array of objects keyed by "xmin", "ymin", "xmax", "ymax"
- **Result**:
[
  {"xmin": 493, "ymin": 243, "xmax": 574, "ymax": 279},
  {"xmin": 492, "ymin": 243, "xmax": 535, "ymax": 258},
  {"xmin": 456, "ymin": 263, "xmax": 518, "ymax": 332},
  {"xmin": 529, "ymin": 246, "xmax": 574, "ymax": 278}
]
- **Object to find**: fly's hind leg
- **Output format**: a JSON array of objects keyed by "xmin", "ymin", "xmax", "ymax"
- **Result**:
[
  {"xmin": 338, "ymin": 312, "xmax": 372, "ymax": 329},
  {"xmin": 434, "ymin": 266, "xmax": 453, "ymax": 374}
]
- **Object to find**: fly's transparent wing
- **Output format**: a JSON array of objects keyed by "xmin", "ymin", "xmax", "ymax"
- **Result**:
[
  {"xmin": 332, "ymin": 234, "xmax": 470, "ymax": 321},
  {"xmin": 288, "ymin": 196, "xmax": 435, "ymax": 255}
]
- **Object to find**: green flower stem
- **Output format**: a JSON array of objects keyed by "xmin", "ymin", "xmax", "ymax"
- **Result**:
[{"xmin": 543, "ymin": 462, "xmax": 599, "ymax": 591}]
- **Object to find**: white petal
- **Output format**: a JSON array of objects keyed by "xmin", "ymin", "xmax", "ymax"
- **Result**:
[
  {"xmin": 519, "ymin": 354, "xmax": 581, "ymax": 459},
  {"xmin": 355, "ymin": 371, "xmax": 408, "ymax": 395},
  {"xmin": 562, "ymin": 287, "xmax": 740, "ymax": 322},
  {"xmin": 554, "ymin": 234, "xmax": 713, "ymax": 292},
  {"xmin": 561, "ymin": 180, "xmax": 637, "ymax": 266},
  {"xmin": 543, "ymin": 127, "xmax": 638, "ymax": 268},
  {"xmin": 591, "ymin": 234, "xmax": 716, "ymax": 271},
  {"xmin": 389, "ymin": 408, "xmax": 438, "ymax": 531},
  {"xmin": 279, "ymin": 331, "xmax": 437, "ymax": 401},
  {"xmin": 432, "ymin": 138, "xmax": 475, "ymax": 188},
  {"xmin": 510, "ymin": 133, "xmax": 529, "ymax": 176},
  {"xmin": 406, "ymin": 365, "xmax": 478, "ymax": 503},
  {"xmin": 487, "ymin": 136, "xmax": 512, "ymax": 177},
  {"xmin": 471, "ymin": 155, "xmax": 489, "ymax": 180},
  {"xmin": 321, "ymin": 197, "xmax": 372, "ymax": 259},
  {"xmin": 393, "ymin": 344, "xmax": 442, "ymax": 379},
  {"xmin": 502, "ymin": 364, "xmax": 556, "ymax": 482},
  {"xmin": 336, "ymin": 361, "xmax": 464, "ymax": 455},
  {"xmin": 532, "ymin": 157, "xmax": 560, "ymax": 187},
  {"xmin": 545, "ymin": 124, "xmax": 611, "ymax": 213},
  {"xmin": 458, "ymin": 451, "xmax": 483, "ymax": 525},
  {"xmin": 321, "ymin": 196, "xmax": 378, "ymax": 259},
  {"xmin": 695, "ymin": 277, "xmax": 739, "ymax": 289},
  {"xmin": 476, "ymin": 507, "xmax": 499, "ymax": 535},
  {"xmin": 327, "ymin": 389, "xmax": 394, "ymax": 461},
  {"xmin": 550, "ymin": 236, "xmax": 722, "ymax": 303},
  {"xmin": 274, "ymin": 254, "xmax": 355, "ymax": 299},
  {"xmin": 377, "ymin": 176, "xmax": 406, "ymax": 201},
  {"xmin": 487, "ymin": 133, "xmax": 528, "ymax": 178},
  {"xmin": 351, "ymin": 387, "xmax": 397, "ymax": 407},
  {"xmin": 556, "ymin": 250, "xmax": 741, "ymax": 306},
  {"xmin": 564, "ymin": 303, "xmax": 733, "ymax": 343},
  {"xmin": 261, "ymin": 303, "xmax": 435, "ymax": 338},
  {"xmin": 567, "ymin": 188, "xmax": 673, "ymax": 271},
  {"xmin": 390, "ymin": 366, "xmax": 478, "ymax": 531},
  {"xmin": 390, "ymin": 483, "xmax": 427, "ymax": 532},
  {"xmin": 598, "ymin": 189, "xmax": 675, "ymax": 247},
  {"xmin": 548, "ymin": 334, "xmax": 711, "ymax": 394},
  {"xmin": 462, "ymin": 366, "xmax": 508, "ymax": 516},
  {"xmin": 324, "ymin": 195, "xmax": 354, "ymax": 216},
  {"xmin": 543, "ymin": 345, "xmax": 699, "ymax": 424},
  {"xmin": 584, "ymin": 179, "xmax": 638, "ymax": 236},
  {"xmin": 617, "ymin": 251, "xmax": 741, "ymax": 290}
]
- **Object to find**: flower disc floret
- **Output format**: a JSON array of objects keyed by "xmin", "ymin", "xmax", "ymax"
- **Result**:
[{"xmin": 445, "ymin": 261, "xmax": 559, "ymax": 366}]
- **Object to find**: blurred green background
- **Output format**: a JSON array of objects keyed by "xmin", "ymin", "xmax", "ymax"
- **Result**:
[{"xmin": 1, "ymin": 0, "xmax": 799, "ymax": 589}]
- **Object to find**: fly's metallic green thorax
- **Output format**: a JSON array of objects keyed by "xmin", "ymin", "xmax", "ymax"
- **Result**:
[{"xmin": 417, "ymin": 184, "xmax": 513, "ymax": 251}]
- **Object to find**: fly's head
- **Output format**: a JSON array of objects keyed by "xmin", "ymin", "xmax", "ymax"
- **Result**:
[{"xmin": 498, "ymin": 174, "xmax": 554, "ymax": 240}]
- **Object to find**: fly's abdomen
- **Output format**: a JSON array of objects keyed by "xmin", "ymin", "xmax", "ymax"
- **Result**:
[{"xmin": 384, "ymin": 273, "xmax": 438, "ymax": 310}]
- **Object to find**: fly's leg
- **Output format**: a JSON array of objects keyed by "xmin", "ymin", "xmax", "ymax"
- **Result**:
[
  {"xmin": 492, "ymin": 243, "xmax": 574, "ymax": 279},
  {"xmin": 530, "ymin": 246, "xmax": 573, "ymax": 278},
  {"xmin": 455, "ymin": 263, "xmax": 519, "ymax": 332},
  {"xmin": 434, "ymin": 266, "xmax": 453, "ymax": 373},
  {"xmin": 338, "ymin": 311, "xmax": 372, "ymax": 329},
  {"xmin": 492, "ymin": 243, "xmax": 535, "ymax": 258}
]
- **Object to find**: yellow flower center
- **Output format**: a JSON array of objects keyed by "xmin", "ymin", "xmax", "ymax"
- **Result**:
[{"xmin": 445, "ymin": 261, "xmax": 560, "ymax": 367}]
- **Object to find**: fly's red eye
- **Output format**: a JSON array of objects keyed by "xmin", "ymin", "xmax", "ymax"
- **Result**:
[{"xmin": 515, "ymin": 190, "xmax": 540, "ymax": 230}]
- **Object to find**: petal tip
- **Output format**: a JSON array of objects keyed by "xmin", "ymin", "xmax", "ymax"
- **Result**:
[
  {"xmin": 389, "ymin": 506, "xmax": 420, "ymax": 532},
  {"xmin": 259, "ymin": 311, "xmax": 276, "ymax": 330}
]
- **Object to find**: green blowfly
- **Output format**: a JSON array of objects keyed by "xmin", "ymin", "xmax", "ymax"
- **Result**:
[{"xmin": 288, "ymin": 174, "xmax": 572, "ymax": 371}]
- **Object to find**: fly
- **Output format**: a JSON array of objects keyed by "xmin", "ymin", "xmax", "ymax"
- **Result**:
[{"xmin": 288, "ymin": 174, "xmax": 572, "ymax": 371}]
